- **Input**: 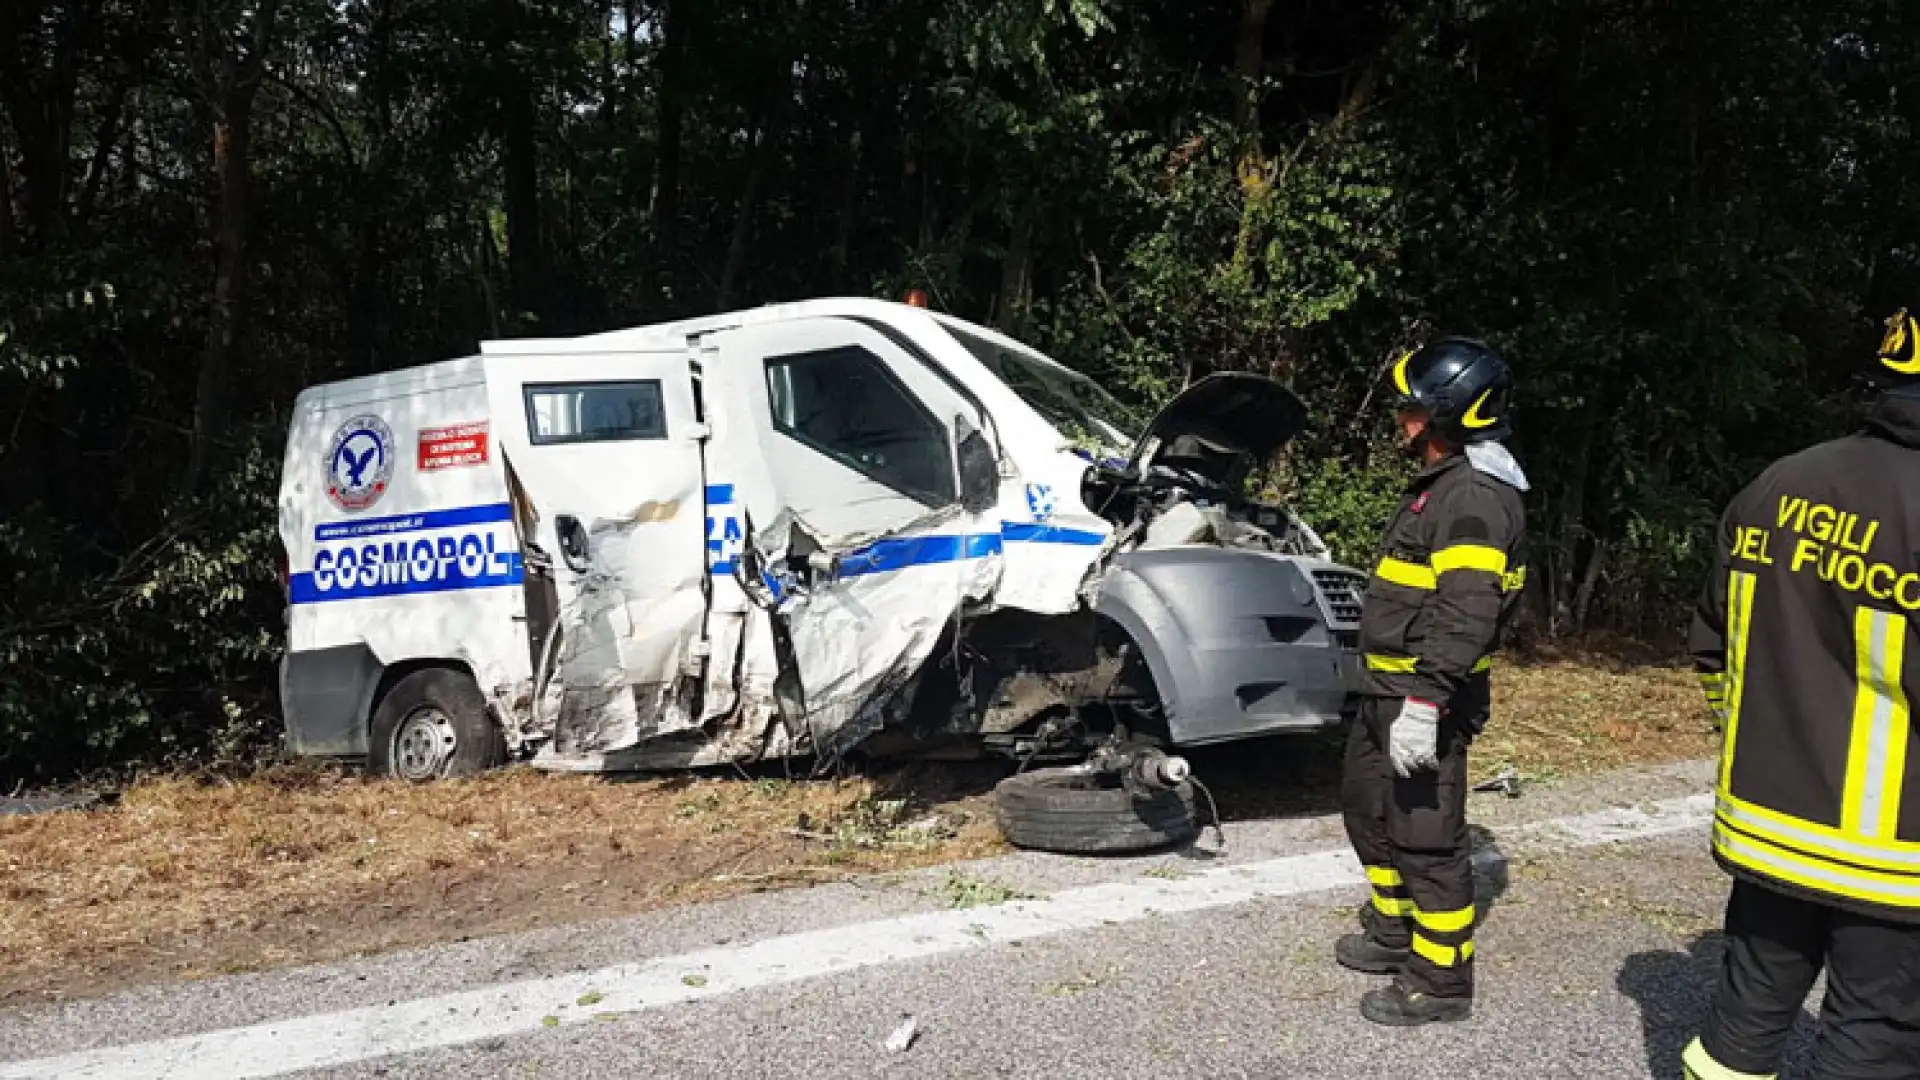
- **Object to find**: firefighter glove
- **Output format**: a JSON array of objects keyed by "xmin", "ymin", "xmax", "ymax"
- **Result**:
[{"xmin": 1388, "ymin": 697, "xmax": 1442, "ymax": 777}]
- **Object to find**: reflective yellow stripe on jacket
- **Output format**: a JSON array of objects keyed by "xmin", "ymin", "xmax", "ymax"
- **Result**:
[
  {"xmin": 1841, "ymin": 606, "xmax": 1912, "ymax": 840},
  {"xmin": 1719, "ymin": 571, "xmax": 1758, "ymax": 791},
  {"xmin": 1714, "ymin": 591, "xmax": 1920, "ymax": 911},
  {"xmin": 1374, "ymin": 546, "xmax": 1521, "ymax": 593},
  {"xmin": 1375, "ymin": 557, "xmax": 1436, "ymax": 590},
  {"xmin": 1429, "ymin": 544, "xmax": 1508, "ymax": 575}
]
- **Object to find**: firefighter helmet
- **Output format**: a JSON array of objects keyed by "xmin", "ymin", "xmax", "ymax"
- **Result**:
[
  {"xmin": 1387, "ymin": 336, "xmax": 1513, "ymax": 445},
  {"xmin": 1874, "ymin": 307, "xmax": 1920, "ymax": 388}
]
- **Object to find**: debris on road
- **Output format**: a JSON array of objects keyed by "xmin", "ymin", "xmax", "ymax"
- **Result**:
[
  {"xmin": 884, "ymin": 1015, "xmax": 919, "ymax": 1052},
  {"xmin": 936, "ymin": 871, "xmax": 1035, "ymax": 909},
  {"xmin": 0, "ymin": 793, "xmax": 112, "ymax": 817},
  {"xmin": 1473, "ymin": 766, "xmax": 1523, "ymax": 798},
  {"xmin": 790, "ymin": 797, "xmax": 965, "ymax": 851}
]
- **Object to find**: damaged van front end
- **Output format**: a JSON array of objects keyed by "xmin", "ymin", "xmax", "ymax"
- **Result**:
[{"xmin": 502, "ymin": 305, "xmax": 1361, "ymax": 773}]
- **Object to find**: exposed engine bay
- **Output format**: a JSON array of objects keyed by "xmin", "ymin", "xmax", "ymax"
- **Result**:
[{"xmin": 878, "ymin": 373, "xmax": 1362, "ymax": 766}]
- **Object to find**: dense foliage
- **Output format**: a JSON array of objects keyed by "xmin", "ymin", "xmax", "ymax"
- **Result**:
[{"xmin": 3, "ymin": 0, "xmax": 1916, "ymax": 782}]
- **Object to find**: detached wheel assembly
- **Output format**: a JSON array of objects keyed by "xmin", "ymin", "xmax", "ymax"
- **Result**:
[{"xmin": 993, "ymin": 761, "xmax": 1199, "ymax": 855}]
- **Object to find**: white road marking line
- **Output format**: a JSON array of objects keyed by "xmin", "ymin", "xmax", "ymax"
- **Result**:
[{"xmin": 0, "ymin": 791, "xmax": 1715, "ymax": 1080}]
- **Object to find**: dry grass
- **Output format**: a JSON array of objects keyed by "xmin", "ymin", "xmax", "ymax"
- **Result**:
[
  {"xmin": 1480, "ymin": 645, "xmax": 1718, "ymax": 781},
  {"xmin": 0, "ymin": 766, "xmax": 1003, "ymax": 1001},
  {"xmin": 0, "ymin": 647, "xmax": 1716, "ymax": 1002},
  {"xmin": 1192, "ymin": 644, "xmax": 1717, "ymax": 820}
]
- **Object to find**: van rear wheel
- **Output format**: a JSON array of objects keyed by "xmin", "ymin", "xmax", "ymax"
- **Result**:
[{"xmin": 369, "ymin": 668, "xmax": 506, "ymax": 781}]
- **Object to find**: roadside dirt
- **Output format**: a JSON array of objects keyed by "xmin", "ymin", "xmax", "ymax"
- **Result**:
[
  {"xmin": 0, "ymin": 650, "xmax": 1716, "ymax": 1006},
  {"xmin": 0, "ymin": 766, "xmax": 1007, "ymax": 1006}
]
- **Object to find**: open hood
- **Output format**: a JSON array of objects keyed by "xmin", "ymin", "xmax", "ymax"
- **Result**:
[{"xmin": 1128, "ymin": 372, "xmax": 1307, "ymax": 489}]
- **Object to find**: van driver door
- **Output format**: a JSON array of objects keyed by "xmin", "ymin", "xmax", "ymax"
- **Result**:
[{"xmin": 702, "ymin": 316, "xmax": 1003, "ymax": 759}]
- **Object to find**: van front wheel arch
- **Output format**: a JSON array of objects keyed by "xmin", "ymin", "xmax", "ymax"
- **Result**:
[{"xmin": 368, "ymin": 667, "xmax": 506, "ymax": 781}]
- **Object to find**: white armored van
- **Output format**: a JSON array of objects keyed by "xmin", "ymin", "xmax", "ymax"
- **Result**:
[{"xmin": 277, "ymin": 298, "xmax": 1366, "ymax": 779}]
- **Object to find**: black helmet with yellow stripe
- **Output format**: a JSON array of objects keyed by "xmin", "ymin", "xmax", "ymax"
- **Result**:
[
  {"xmin": 1387, "ymin": 336, "xmax": 1513, "ymax": 445},
  {"xmin": 1874, "ymin": 308, "xmax": 1920, "ymax": 390}
]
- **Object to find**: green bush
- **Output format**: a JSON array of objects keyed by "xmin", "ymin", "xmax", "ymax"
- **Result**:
[
  {"xmin": 1280, "ymin": 450, "xmax": 1412, "ymax": 570},
  {"xmin": 0, "ymin": 430, "xmax": 284, "ymax": 786}
]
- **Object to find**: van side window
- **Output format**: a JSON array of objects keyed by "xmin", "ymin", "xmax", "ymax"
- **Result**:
[
  {"xmin": 764, "ymin": 346, "xmax": 955, "ymax": 506},
  {"xmin": 524, "ymin": 381, "xmax": 666, "ymax": 445}
]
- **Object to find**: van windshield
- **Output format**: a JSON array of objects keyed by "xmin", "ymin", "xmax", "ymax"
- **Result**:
[{"xmin": 937, "ymin": 323, "xmax": 1142, "ymax": 453}]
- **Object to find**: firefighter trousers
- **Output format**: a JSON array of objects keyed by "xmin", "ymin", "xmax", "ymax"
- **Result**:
[
  {"xmin": 1687, "ymin": 879, "xmax": 1920, "ymax": 1079},
  {"xmin": 1340, "ymin": 695, "xmax": 1477, "ymax": 998}
]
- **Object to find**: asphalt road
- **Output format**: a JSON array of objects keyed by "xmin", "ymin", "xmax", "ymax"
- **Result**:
[{"xmin": 0, "ymin": 759, "xmax": 1827, "ymax": 1080}]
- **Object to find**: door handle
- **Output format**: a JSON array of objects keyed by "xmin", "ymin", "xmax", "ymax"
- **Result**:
[{"xmin": 556, "ymin": 514, "xmax": 590, "ymax": 573}]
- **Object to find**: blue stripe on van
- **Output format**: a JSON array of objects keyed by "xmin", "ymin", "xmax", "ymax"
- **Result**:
[
  {"xmin": 313, "ymin": 502, "xmax": 515, "ymax": 542},
  {"xmin": 1001, "ymin": 522, "xmax": 1107, "ymax": 546},
  {"xmin": 837, "ymin": 532, "xmax": 1005, "ymax": 579},
  {"xmin": 704, "ymin": 521, "xmax": 1107, "ymax": 581}
]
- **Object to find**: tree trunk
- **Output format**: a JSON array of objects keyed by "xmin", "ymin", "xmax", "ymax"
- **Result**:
[
  {"xmin": 597, "ymin": 0, "xmax": 617, "ymax": 134},
  {"xmin": 1231, "ymin": 0, "xmax": 1274, "ymax": 136},
  {"xmin": 0, "ymin": 124, "xmax": 16, "ymax": 258},
  {"xmin": 994, "ymin": 209, "xmax": 1033, "ymax": 333},
  {"xmin": 183, "ymin": 0, "xmax": 279, "ymax": 494},
  {"xmin": 827, "ymin": 128, "xmax": 862, "ymax": 291},
  {"xmin": 1572, "ymin": 537, "xmax": 1605, "ymax": 637},
  {"xmin": 185, "ymin": 111, "xmax": 255, "ymax": 492},
  {"xmin": 650, "ymin": 0, "xmax": 691, "ymax": 246},
  {"xmin": 503, "ymin": 79, "xmax": 545, "ymax": 326},
  {"xmin": 1548, "ymin": 411, "xmax": 1597, "ymax": 637},
  {"xmin": 622, "ymin": 0, "xmax": 639, "ymax": 82},
  {"xmin": 0, "ymin": 0, "xmax": 105, "ymax": 248},
  {"xmin": 76, "ymin": 76, "xmax": 129, "ymax": 226},
  {"xmin": 347, "ymin": 216, "xmax": 387, "ymax": 372},
  {"xmin": 476, "ymin": 211, "xmax": 505, "ymax": 340},
  {"xmin": 348, "ymin": 0, "xmax": 396, "ymax": 371},
  {"xmin": 717, "ymin": 71, "xmax": 792, "ymax": 311},
  {"xmin": 10, "ymin": 116, "xmax": 71, "ymax": 248}
]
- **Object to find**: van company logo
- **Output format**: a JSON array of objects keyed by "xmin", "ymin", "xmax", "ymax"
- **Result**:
[
  {"xmin": 1025, "ymin": 483, "xmax": 1056, "ymax": 521},
  {"xmin": 326, "ymin": 415, "xmax": 396, "ymax": 512}
]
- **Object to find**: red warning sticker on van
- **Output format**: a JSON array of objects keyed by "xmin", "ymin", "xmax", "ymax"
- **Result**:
[{"xmin": 417, "ymin": 421, "xmax": 490, "ymax": 471}]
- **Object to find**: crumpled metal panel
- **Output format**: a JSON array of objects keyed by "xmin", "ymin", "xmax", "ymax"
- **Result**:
[
  {"xmin": 733, "ymin": 506, "xmax": 993, "ymax": 766},
  {"xmin": 548, "ymin": 491, "xmax": 710, "ymax": 755}
]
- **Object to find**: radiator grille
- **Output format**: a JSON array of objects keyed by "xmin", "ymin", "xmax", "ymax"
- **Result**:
[{"xmin": 1312, "ymin": 569, "xmax": 1367, "ymax": 628}]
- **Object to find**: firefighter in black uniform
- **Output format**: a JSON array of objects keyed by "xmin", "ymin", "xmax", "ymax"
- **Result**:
[
  {"xmin": 1335, "ymin": 337, "xmax": 1529, "ymax": 1026},
  {"xmin": 1683, "ymin": 311, "xmax": 1920, "ymax": 1079}
]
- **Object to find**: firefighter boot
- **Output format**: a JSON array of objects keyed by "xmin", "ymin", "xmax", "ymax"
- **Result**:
[
  {"xmin": 1336, "ymin": 933, "xmax": 1409, "ymax": 975},
  {"xmin": 1359, "ymin": 982, "xmax": 1472, "ymax": 1027}
]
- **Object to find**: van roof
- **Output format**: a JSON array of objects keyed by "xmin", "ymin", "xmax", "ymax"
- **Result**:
[
  {"xmin": 476, "ymin": 297, "xmax": 1091, "ymax": 383},
  {"xmin": 297, "ymin": 297, "xmax": 1098, "ymax": 399},
  {"xmin": 291, "ymin": 353, "xmax": 487, "ymax": 410}
]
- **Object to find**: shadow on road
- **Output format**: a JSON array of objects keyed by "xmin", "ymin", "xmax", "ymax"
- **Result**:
[
  {"xmin": 1183, "ymin": 728, "xmax": 1348, "ymax": 823},
  {"xmin": 1617, "ymin": 934, "xmax": 1820, "ymax": 1079},
  {"xmin": 1469, "ymin": 823, "xmax": 1515, "ymax": 919},
  {"xmin": 1619, "ymin": 936, "xmax": 1725, "ymax": 1078}
]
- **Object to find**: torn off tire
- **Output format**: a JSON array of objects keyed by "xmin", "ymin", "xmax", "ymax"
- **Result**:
[{"xmin": 992, "ymin": 767, "xmax": 1199, "ymax": 855}]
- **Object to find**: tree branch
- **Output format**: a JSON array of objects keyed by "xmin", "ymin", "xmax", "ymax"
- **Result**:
[{"xmin": 266, "ymin": 69, "xmax": 361, "ymax": 167}]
